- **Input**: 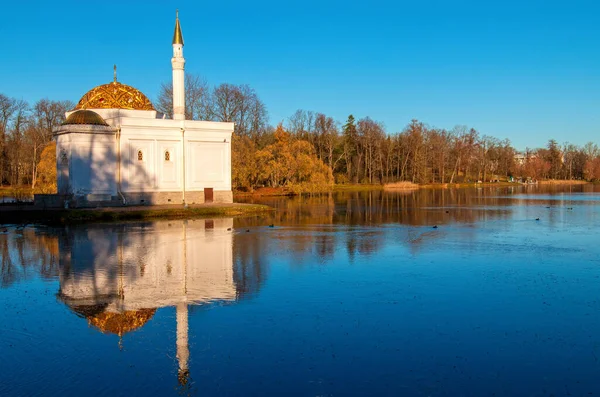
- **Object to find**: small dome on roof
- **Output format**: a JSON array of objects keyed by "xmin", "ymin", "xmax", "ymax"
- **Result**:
[{"xmin": 62, "ymin": 110, "xmax": 109, "ymax": 126}]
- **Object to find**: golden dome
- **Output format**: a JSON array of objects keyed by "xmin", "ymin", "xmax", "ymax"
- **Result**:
[
  {"xmin": 62, "ymin": 110, "xmax": 109, "ymax": 126},
  {"xmin": 87, "ymin": 308, "xmax": 157, "ymax": 336},
  {"xmin": 74, "ymin": 81, "xmax": 155, "ymax": 111}
]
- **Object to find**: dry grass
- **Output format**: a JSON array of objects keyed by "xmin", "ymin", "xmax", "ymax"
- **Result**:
[
  {"xmin": 538, "ymin": 180, "xmax": 588, "ymax": 185},
  {"xmin": 333, "ymin": 184, "xmax": 384, "ymax": 192},
  {"xmin": 383, "ymin": 181, "xmax": 420, "ymax": 190}
]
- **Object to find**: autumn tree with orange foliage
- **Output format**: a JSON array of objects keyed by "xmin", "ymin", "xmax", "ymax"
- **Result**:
[
  {"xmin": 584, "ymin": 157, "xmax": 600, "ymax": 181},
  {"xmin": 253, "ymin": 124, "xmax": 333, "ymax": 192},
  {"xmin": 231, "ymin": 134, "xmax": 260, "ymax": 191},
  {"xmin": 521, "ymin": 156, "xmax": 551, "ymax": 180}
]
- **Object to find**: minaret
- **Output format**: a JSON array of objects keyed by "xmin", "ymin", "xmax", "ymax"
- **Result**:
[{"xmin": 172, "ymin": 10, "xmax": 185, "ymax": 120}]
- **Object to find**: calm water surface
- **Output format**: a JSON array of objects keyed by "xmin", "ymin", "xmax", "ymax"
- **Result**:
[{"xmin": 2, "ymin": 185, "xmax": 600, "ymax": 396}]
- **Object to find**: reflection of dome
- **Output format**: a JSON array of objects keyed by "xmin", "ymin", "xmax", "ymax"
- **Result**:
[
  {"xmin": 74, "ymin": 81, "xmax": 155, "ymax": 111},
  {"xmin": 62, "ymin": 110, "xmax": 109, "ymax": 126},
  {"xmin": 87, "ymin": 309, "xmax": 157, "ymax": 336}
]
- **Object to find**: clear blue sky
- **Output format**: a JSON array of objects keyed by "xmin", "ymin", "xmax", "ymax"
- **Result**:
[{"xmin": 1, "ymin": 0, "xmax": 598, "ymax": 150}]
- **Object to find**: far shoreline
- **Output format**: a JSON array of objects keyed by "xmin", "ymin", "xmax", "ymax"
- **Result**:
[{"xmin": 233, "ymin": 180, "xmax": 591, "ymax": 197}]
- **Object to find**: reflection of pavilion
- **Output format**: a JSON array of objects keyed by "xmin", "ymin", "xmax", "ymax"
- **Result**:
[{"xmin": 57, "ymin": 218, "xmax": 234, "ymax": 386}]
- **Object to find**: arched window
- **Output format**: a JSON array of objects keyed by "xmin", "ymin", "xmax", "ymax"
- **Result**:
[
  {"xmin": 165, "ymin": 150, "xmax": 171, "ymax": 161},
  {"xmin": 137, "ymin": 150, "xmax": 143, "ymax": 161}
]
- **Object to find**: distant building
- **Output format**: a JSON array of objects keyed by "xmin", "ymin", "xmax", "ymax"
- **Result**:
[
  {"xmin": 514, "ymin": 151, "xmax": 537, "ymax": 166},
  {"xmin": 50, "ymin": 12, "xmax": 233, "ymax": 207}
]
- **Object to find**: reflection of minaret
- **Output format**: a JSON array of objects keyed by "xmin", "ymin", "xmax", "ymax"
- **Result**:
[
  {"xmin": 176, "ymin": 303, "xmax": 189, "ymax": 386},
  {"xmin": 56, "ymin": 218, "xmax": 237, "ymax": 387},
  {"xmin": 177, "ymin": 221, "xmax": 189, "ymax": 386}
]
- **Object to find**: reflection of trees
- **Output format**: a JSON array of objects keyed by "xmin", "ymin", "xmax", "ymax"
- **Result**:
[
  {"xmin": 336, "ymin": 189, "xmax": 511, "ymax": 226},
  {"xmin": 232, "ymin": 232, "xmax": 269, "ymax": 296},
  {"xmin": 235, "ymin": 188, "xmax": 516, "ymax": 259},
  {"xmin": 237, "ymin": 188, "xmax": 514, "ymax": 228},
  {"xmin": 0, "ymin": 228, "xmax": 59, "ymax": 287},
  {"xmin": 236, "ymin": 193, "xmax": 336, "ymax": 227}
]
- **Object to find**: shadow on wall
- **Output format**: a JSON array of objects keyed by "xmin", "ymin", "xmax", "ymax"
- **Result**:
[{"xmin": 39, "ymin": 131, "xmax": 153, "ymax": 208}]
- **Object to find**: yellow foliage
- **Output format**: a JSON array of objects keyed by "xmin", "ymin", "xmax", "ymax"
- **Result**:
[
  {"xmin": 36, "ymin": 142, "xmax": 57, "ymax": 194},
  {"xmin": 255, "ymin": 124, "xmax": 333, "ymax": 191},
  {"xmin": 231, "ymin": 124, "xmax": 333, "ymax": 193},
  {"xmin": 231, "ymin": 135, "xmax": 259, "ymax": 191}
]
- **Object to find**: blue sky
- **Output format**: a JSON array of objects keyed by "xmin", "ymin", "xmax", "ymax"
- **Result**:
[{"xmin": 1, "ymin": 0, "xmax": 598, "ymax": 150}]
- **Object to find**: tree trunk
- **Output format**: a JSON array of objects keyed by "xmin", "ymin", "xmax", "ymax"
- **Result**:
[
  {"xmin": 450, "ymin": 156, "xmax": 460, "ymax": 184},
  {"xmin": 31, "ymin": 146, "xmax": 37, "ymax": 190}
]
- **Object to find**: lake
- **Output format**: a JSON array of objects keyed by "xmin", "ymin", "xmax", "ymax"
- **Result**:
[{"xmin": 2, "ymin": 185, "xmax": 600, "ymax": 396}]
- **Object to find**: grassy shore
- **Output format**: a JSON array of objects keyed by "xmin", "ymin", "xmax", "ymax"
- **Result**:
[
  {"xmin": 383, "ymin": 182, "xmax": 419, "ymax": 190},
  {"xmin": 419, "ymin": 182, "xmax": 518, "ymax": 188},
  {"xmin": 332, "ymin": 184, "xmax": 384, "ymax": 192},
  {"xmin": 233, "ymin": 180, "xmax": 594, "ymax": 197},
  {"xmin": 538, "ymin": 180, "xmax": 588, "ymax": 185},
  {"xmin": 0, "ymin": 203, "xmax": 274, "ymax": 225}
]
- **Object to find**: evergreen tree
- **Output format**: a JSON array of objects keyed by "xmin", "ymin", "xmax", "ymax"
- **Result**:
[{"xmin": 342, "ymin": 115, "xmax": 358, "ymax": 181}]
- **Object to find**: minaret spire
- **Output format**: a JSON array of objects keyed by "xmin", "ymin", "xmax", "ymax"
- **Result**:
[
  {"xmin": 171, "ymin": 10, "xmax": 186, "ymax": 120},
  {"xmin": 173, "ymin": 10, "xmax": 184, "ymax": 46}
]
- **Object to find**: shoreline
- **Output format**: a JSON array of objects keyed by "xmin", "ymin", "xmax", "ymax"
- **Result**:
[
  {"xmin": 0, "ymin": 203, "xmax": 274, "ymax": 226},
  {"xmin": 233, "ymin": 180, "xmax": 591, "ymax": 197}
]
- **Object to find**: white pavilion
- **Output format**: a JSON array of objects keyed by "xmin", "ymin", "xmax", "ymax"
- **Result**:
[{"xmin": 51, "ymin": 13, "xmax": 233, "ymax": 207}]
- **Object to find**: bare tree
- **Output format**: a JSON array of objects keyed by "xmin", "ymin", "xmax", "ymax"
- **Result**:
[
  {"xmin": 6, "ymin": 99, "xmax": 29, "ymax": 185},
  {"xmin": 357, "ymin": 117, "xmax": 385, "ymax": 183},
  {"xmin": 0, "ymin": 94, "xmax": 19, "ymax": 185},
  {"xmin": 211, "ymin": 83, "xmax": 268, "ymax": 141},
  {"xmin": 156, "ymin": 73, "xmax": 210, "ymax": 120},
  {"xmin": 314, "ymin": 113, "xmax": 337, "ymax": 164},
  {"xmin": 28, "ymin": 99, "xmax": 72, "ymax": 189},
  {"xmin": 287, "ymin": 109, "xmax": 316, "ymax": 141}
]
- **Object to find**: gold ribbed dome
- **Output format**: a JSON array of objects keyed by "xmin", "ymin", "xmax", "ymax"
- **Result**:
[
  {"xmin": 62, "ymin": 110, "xmax": 108, "ymax": 126},
  {"xmin": 74, "ymin": 81, "xmax": 155, "ymax": 111}
]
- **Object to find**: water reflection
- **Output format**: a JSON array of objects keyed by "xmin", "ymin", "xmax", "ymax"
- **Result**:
[
  {"xmin": 3, "ymin": 186, "xmax": 600, "ymax": 396},
  {"xmin": 236, "ymin": 188, "xmax": 517, "ymax": 227},
  {"xmin": 0, "ymin": 218, "xmax": 267, "ymax": 390},
  {"xmin": 0, "ymin": 227, "xmax": 59, "ymax": 287},
  {"xmin": 238, "ymin": 185, "xmax": 600, "ymax": 227},
  {"xmin": 57, "ymin": 219, "xmax": 238, "ymax": 386}
]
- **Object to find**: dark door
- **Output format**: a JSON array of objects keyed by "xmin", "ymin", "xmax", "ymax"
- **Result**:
[{"xmin": 204, "ymin": 188, "xmax": 214, "ymax": 203}]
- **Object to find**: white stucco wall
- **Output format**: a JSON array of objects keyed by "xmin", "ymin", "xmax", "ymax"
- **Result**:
[
  {"xmin": 117, "ymin": 117, "xmax": 233, "ymax": 193},
  {"xmin": 53, "ymin": 109, "xmax": 234, "ymax": 200},
  {"xmin": 55, "ymin": 125, "xmax": 117, "ymax": 197}
]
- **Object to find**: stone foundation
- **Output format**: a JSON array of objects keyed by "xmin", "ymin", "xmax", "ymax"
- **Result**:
[
  {"xmin": 34, "ymin": 190, "xmax": 233, "ymax": 208},
  {"xmin": 122, "ymin": 190, "xmax": 233, "ymax": 205},
  {"xmin": 34, "ymin": 194, "xmax": 69, "ymax": 209}
]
